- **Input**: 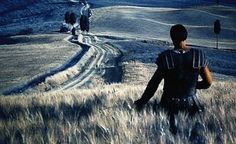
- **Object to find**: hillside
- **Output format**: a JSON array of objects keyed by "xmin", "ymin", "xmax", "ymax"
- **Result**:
[
  {"xmin": 0, "ymin": 81, "xmax": 235, "ymax": 143},
  {"xmin": 0, "ymin": 0, "xmax": 82, "ymax": 36}
]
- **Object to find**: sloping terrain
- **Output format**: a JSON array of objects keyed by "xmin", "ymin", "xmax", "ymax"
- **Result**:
[
  {"xmin": 0, "ymin": 80, "xmax": 235, "ymax": 143},
  {"xmin": 0, "ymin": 0, "xmax": 82, "ymax": 36},
  {"xmin": 0, "ymin": 33, "xmax": 80, "ymax": 93},
  {"xmin": 90, "ymin": 5, "xmax": 236, "ymax": 49}
]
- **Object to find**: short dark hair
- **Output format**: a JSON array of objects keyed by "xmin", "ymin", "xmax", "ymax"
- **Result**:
[{"xmin": 170, "ymin": 24, "xmax": 188, "ymax": 44}]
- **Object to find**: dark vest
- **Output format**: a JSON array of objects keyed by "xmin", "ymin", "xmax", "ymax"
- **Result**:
[{"xmin": 156, "ymin": 48, "xmax": 208, "ymax": 100}]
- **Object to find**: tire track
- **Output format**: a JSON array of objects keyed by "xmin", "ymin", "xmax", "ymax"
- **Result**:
[
  {"xmin": 61, "ymin": 34, "xmax": 107, "ymax": 89},
  {"xmin": 61, "ymin": 33, "xmax": 123, "ymax": 89},
  {"xmin": 4, "ymin": 33, "xmax": 123, "ymax": 94},
  {"xmin": 3, "ymin": 35, "xmax": 89, "ymax": 95}
]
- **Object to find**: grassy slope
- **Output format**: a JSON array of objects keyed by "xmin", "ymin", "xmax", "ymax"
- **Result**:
[
  {"xmin": 0, "ymin": 39, "xmax": 235, "ymax": 143},
  {"xmin": 0, "ymin": 79, "xmax": 235, "ymax": 143},
  {"xmin": 0, "ymin": 35, "xmax": 235, "ymax": 144},
  {"xmin": 90, "ymin": 5, "xmax": 236, "ymax": 50},
  {"xmin": 0, "ymin": 33, "xmax": 80, "ymax": 93},
  {"xmin": 0, "ymin": 0, "xmax": 82, "ymax": 36}
]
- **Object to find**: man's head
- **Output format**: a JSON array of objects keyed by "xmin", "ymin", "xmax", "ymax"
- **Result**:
[{"xmin": 170, "ymin": 24, "xmax": 188, "ymax": 47}]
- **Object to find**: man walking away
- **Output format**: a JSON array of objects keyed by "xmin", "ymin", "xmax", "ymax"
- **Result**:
[
  {"xmin": 80, "ymin": 3, "xmax": 92, "ymax": 33},
  {"xmin": 134, "ymin": 24, "xmax": 213, "ymax": 135}
]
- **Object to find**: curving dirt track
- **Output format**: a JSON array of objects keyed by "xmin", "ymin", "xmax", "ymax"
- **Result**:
[{"xmin": 61, "ymin": 34, "xmax": 122, "ymax": 89}]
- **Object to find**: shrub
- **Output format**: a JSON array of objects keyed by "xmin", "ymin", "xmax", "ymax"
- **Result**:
[
  {"xmin": 69, "ymin": 12, "xmax": 77, "ymax": 26},
  {"xmin": 64, "ymin": 11, "xmax": 70, "ymax": 24}
]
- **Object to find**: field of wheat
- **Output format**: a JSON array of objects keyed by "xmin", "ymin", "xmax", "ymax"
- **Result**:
[{"xmin": 0, "ymin": 78, "xmax": 235, "ymax": 144}]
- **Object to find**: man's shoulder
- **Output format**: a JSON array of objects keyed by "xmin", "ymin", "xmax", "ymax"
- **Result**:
[
  {"xmin": 190, "ymin": 48, "xmax": 208, "ymax": 68},
  {"xmin": 158, "ymin": 48, "xmax": 204, "ymax": 56},
  {"xmin": 190, "ymin": 48, "xmax": 204, "ymax": 53},
  {"xmin": 190, "ymin": 48, "xmax": 206, "ymax": 58},
  {"xmin": 156, "ymin": 48, "xmax": 208, "ymax": 69},
  {"xmin": 156, "ymin": 49, "xmax": 175, "ymax": 69}
]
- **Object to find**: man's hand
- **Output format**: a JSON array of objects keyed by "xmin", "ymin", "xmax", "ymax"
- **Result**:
[
  {"xmin": 197, "ymin": 66, "xmax": 212, "ymax": 89},
  {"xmin": 134, "ymin": 99, "xmax": 145, "ymax": 111}
]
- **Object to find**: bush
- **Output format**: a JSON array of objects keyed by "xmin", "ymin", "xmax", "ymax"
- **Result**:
[
  {"xmin": 64, "ymin": 11, "xmax": 70, "ymax": 24},
  {"xmin": 69, "ymin": 12, "xmax": 77, "ymax": 26}
]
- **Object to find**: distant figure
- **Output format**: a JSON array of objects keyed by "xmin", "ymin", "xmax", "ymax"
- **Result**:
[
  {"xmin": 216, "ymin": 0, "xmax": 219, "ymax": 5},
  {"xmin": 80, "ymin": 3, "xmax": 92, "ymax": 33},
  {"xmin": 134, "ymin": 24, "xmax": 213, "ymax": 134}
]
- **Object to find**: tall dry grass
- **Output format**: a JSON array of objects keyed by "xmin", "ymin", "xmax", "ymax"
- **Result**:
[{"xmin": 0, "ymin": 79, "xmax": 235, "ymax": 144}]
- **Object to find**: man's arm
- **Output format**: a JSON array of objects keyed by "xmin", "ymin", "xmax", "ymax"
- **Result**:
[
  {"xmin": 197, "ymin": 66, "xmax": 213, "ymax": 89},
  {"xmin": 134, "ymin": 68, "xmax": 164, "ymax": 108}
]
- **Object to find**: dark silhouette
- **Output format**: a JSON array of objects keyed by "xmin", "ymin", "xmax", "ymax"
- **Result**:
[
  {"xmin": 214, "ymin": 19, "xmax": 221, "ymax": 49},
  {"xmin": 64, "ymin": 11, "xmax": 70, "ymax": 24},
  {"xmin": 134, "ymin": 24, "xmax": 213, "ymax": 135},
  {"xmin": 69, "ymin": 12, "xmax": 77, "ymax": 35},
  {"xmin": 69, "ymin": 12, "xmax": 77, "ymax": 26},
  {"xmin": 80, "ymin": 15, "xmax": 87, "ymax": 32},
  {"xmin": 80, "ymin": 3, "xmax": 92, "ymax": 33},
  {"xmin": 214, "ymin": 20, "xmax": 221, "ymax": 34},
  {"xmin": 216, "ymin": 0, "xmax": 219, "ymax": 5},
  {"xmin": 71, "ymin": 27, "xmax": 76, "ymax": 35}
]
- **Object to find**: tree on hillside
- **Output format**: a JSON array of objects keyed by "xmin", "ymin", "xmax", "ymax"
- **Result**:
[
  {"xmin": 69, "ymin": 12, "xmax": 77, "ymax": 27},
  {"xmin": 60, "ymin": 11, "xmax": 72, "ymax": 32},
  {"xmin": 214, "ymin": 19, "xmax": 221, "ymax": 49},
  {"xmin": 69, "ymin": 12, "xmax": 77, "ymax": 35},
  {"xmin": 64, "ymin": 11, "xmax": 70, "ymax": 24}
]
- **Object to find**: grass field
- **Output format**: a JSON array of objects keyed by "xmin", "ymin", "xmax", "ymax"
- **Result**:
[
  {"xmin": 0, "ymin": 33, "xmax": 80, "ymax": 94},
  {"xmin": 0, "ymin": 75, "xmax": 235, "ymax": 144}
]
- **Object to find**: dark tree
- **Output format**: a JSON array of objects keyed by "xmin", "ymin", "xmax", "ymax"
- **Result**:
[
  {"xmin": 214, "ymin": 20, "xmax": 221, "ymax": 34},
  {"xmin": 214, "ymin": 19, "xmax": 221, "ymax": 49},
  {"xmin": 69, "ymin": 12, "xmax": 77, "ymax": 26},
  {"xmin": 64, "ymin": 11, "xmax": 70, "ymax": 24}
]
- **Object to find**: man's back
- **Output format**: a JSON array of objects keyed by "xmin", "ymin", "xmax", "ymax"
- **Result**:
[
  {"xmin": 157, "ymin": 48, "xmax": 208, "ymax": 99},
  {"xmin": 134, "ymin": 24, "xmax": 212, "ymax": 135}
]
